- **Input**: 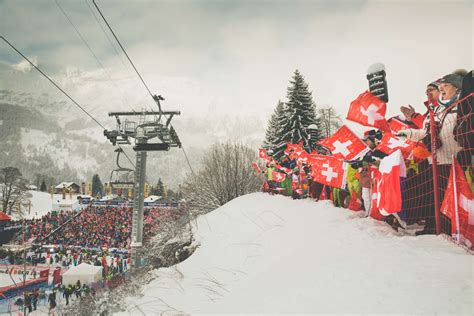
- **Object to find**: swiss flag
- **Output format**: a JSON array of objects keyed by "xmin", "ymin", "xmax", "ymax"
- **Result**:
[
  {"xmin": 347, "ymin": 91, "xmax": 390, "ymax": 131},
  {"xmin": 376, "ymin": 132, "xmax": 415, "ymax": 157},
  {"xmin": 388, "ymin": 116, "xmax": 410, "ymax": 133},
  {"xmin": 441, "ymin": 158, "xmax": 474, "ymax": 244},
  {"xmin": 285, "ymin": 143, "xmax": 305, "ymax": 160},
  {"xmin": 251, "ymin": 163, "xmax": 261, "ymax": 174},
  {"xmin": 310, "ymin": 155, "xmax": 347, "ymax": 189},
  {"xmin": 272, "ymin": 171, "xmax": 286, "ymax": 183},
  {"xmin": 297, "ymin": 151, "xmax": 310, "ymax": 166},
  {"xmin": 377, "ymin": 150, "xmax": 406, "ymax": 216},
  {"xmin": 274, "ymin": 163, "xmax": 292, "ymax": 174},
  {"xmin": 370, "ymin": 167, "xmax": 385, "ymax": 220},
  {"xmin": 318, "ymin": 125, "xmax": 369, "ymax": 160},
  {"xmin": 259, "ymin": 149, "xmax": 270, "ymax": 163}
]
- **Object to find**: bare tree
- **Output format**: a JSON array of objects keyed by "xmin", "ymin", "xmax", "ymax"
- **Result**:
[
  {"xmin": 182, "ymin": 143, "xmax": 260, "ymax": 214},
  {"xmin": 1, "ymin": 167, "xmax": 27, "ymax": 214},
  {"xmin": 317, "ymin": 106, "xmax": 343, "ymax": 138}
]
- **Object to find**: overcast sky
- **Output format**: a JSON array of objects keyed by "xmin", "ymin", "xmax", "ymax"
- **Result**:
[{"xmin": 1, "ymin": 0, "xmax": 473, "ymax": 133}]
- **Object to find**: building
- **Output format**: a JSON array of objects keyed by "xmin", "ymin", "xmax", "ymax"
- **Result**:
[{"xmin": 54, "ymin": 182, "xmax": 81, "ymax": 194}]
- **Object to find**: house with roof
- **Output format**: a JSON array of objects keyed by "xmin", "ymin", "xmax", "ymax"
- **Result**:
[{"xmin": 54, "ymin": 182, "xmax": 80, "ymax": 194}]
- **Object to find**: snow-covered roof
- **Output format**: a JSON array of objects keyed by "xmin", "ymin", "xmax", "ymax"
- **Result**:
[
  {"xmin": 144, "ymin": 195, "xmax": 163, "ymax": 202},
  {"xmin": 55, "ymin": 182, "xmax": 79, "ymax": 189},
  {"xmin": 99, "ymin": 194, "xmax": 120, "ymax": 201},
  {"xmin": 63, "ymin": 263, "xmax": 102, "ymax": 276}
]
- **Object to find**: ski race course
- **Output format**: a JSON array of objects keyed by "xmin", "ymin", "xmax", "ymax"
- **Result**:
[{"xmin": 120, "ymin": 193, "xmax": 473, "ymax": 315}]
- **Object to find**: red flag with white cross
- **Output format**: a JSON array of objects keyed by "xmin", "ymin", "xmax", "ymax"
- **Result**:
[
  {"xmin": 258, "ymin": 149, "xmax": 271, "ymax": 163},
  {"xmin": 376, "ymin": 132, "xmax": 415, "ymax": 157},
  {"xmin": 441, "ymin": 158, "xmax": 474, "ymax": 244},
  {"xmin": 347, "ymin": 91, "xmax": 390, "ymax": 131},
  {"xmin": 388, "ymin": 116, "xmax": 410, "ymax": 133},
  {"xmin": 310, "ymin": 154, "xmax": 347, "ymax": 189},
  {"xmin": 318, "ymin": 125, "xmax": 369, "ymax": 160},
  {"xmin": 272, "ymin": 171, "xmax": 286, "ymax": 183}
]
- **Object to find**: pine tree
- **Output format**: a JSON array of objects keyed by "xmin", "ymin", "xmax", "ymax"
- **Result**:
[
  {"xmin": 156, "ymin": 178, "xmax": 164, "ymax": 197},
  {"xmin": 263, "ymin": 100, "xmax": 285, "ymax": 150},
  {"xmin": 40, "ymin": 179, "xmax": 47, "ymax": 192},
  {"xmin": 91, "ymin": 174, "xmax": 103, "ymax": 196},
  {"xmin": 274, "ymin": 70, "xmax": 321, "ymax": 158}
]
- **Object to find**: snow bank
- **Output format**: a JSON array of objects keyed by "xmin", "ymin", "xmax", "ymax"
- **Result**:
[
  {"xmin": 9, "ymin": 190, "xmax": 52, "ymax": 220},
  {"xmin": 121, "ymin": 193, "xmax": 473, "ymax": 315}
]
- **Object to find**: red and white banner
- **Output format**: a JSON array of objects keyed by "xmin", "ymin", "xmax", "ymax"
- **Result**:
[
  {"xmin": 259, "ymin": 149, "xmax": 271, "ymax": 163},
  {"xmin": 376, "ymin": 150, "xmax": 406, "ymax": 216},
  {"xmin": 274, "ymin": 163, "xmax": 292, "ymax": 174},
  {"xmin": 388, "ymin": 116, "xmax": 410, "ymax": 133},
  {"xmin": 284, "ymin": 143, "xmax": 305, "ymax": 160},
  {"xmin": 318, "ymin": 125, "xmax": 369, "ymax": 160},
  {"xmin": 251, "ymin": 163, "xmax": 261, "ymax": 174},
  {"xmin": 370, "ymin": 167, "xmax": 385, "ymax": 220},
  {"xmin": 310, "ymin": 154, "xmax": 347, "ymax": 189},
  {"xmin": 347, "ymin": 91, "xmax": 390, "ymax": 131},
  {"xmin": 272, "ymin": 171, "xmax": 286, "ymax": 183},
  {"xmin": 441, "ymin": 157, "xmax": 474, "ymax": 243},
  {"xmin": 376, "ymin": 132, "xmax": 415, "ymax": 157}
]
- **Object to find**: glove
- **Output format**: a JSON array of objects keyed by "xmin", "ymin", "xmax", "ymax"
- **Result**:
[
  {"xmin": 400, "ymin": 105, "xmax": 415, "ymax": 121},
  {"xmin": 396, "ymin": 129, "xmax": 409, "ymax": 138}
]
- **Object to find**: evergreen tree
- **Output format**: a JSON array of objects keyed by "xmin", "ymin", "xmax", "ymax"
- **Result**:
[
  {"xmin": 156, "ymin": 178, "xmax": 164, "ymax": 197},
  {"xmin": 91, "ymin": 174, "xmax": 103, "ymax": 196},
  {"xmin": 263, "ymin": 100, "xmax": 285, "ymax": 150},
  {"xmin": 274, "ymin": 70, "xmax": 321, "ymax": 158},
  {"xmin": 40, "ymin": 179, "xmax": 47, "ymax": 192}
]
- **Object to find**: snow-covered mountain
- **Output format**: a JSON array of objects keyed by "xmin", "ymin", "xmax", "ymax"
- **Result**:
[
  {"xmin": 0, "ymin": 68, "xmax": 265, "ymax": 188},
  {"xmin": 119, "ymin": 193, "xmax": 473, "ymax": 315}
]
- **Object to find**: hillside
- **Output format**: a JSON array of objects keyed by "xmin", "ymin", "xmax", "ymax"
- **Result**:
[
  {"xmin": 120, "ymin": 193, "xmax": 473, "ymax": 315},
  {"xmin": 0, "ymin": 88, "xmax": 264, "ymax": 189}
]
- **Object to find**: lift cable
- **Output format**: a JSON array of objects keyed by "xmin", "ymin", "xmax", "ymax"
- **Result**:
[
  {"xmin": 0, "ymin": 36, "xmax": 136, "ymax": 168},
  {"xmin": 54, "ymin": 0, "xmax": 137, "ymax": 113}
]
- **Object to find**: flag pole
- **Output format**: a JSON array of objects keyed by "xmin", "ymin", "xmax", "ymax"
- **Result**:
[{"xmin": 452, "ymin": 155, "xmax": 461, "ymax": 243}]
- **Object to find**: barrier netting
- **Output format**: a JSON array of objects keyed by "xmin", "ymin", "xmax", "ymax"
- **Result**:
[{"xmin": 257, "ymin": 93, "xmax": 473, "ymax": 250}]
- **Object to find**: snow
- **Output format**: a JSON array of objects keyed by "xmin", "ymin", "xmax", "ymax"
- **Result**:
[
  {"xmin": 9, "ymin": 190, "xmax": 53, "ymax": 221},
  {"xmin": 27, "ymin": 191, "xmax": 52, "ymax": 219},
  {"xmin": 0, "ymin": 273, "xmax": 33, "ymax": 288},
  {"xmin": 367, "ymin": 62, "xmax": 385, "ymax": 74},
  {"xmin": 120, "ymin": 193, "xmax": 473, "ymax": 315}
]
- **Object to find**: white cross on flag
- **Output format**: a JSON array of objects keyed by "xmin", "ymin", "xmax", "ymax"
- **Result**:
[
  {"xmin": 347, "ymin": 91, "xmax": 390, "ymax": 131},
  {"xmin": 318, "ymin": 125, "xmax": 369, "ymax": 160},
  {"xmin": 272, "ymin": 171, "xmax": 286, "ymax": 183},
  {"xmin": 376, "ymin": 132, "xmax": 415, "ymax": 157},
  {"xmin": 309, "ymin": 154, "xmax": 347, "ymax": 189},
  {"xmin": 441, "ymin": 157, "xmax": 474, "ymax": 243},
  {"xmin": 258, "ymin": 149, "xmax": 271, "ymax": 163}
]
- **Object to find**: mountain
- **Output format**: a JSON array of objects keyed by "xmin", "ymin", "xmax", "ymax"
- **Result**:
[{"xmin": 0, "ymin": 88, "xmax": 265, "ymax": 189}]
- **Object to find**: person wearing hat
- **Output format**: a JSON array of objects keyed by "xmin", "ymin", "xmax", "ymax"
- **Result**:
[
  {"xmin": 400, "ymin": 79, "xmax": 441, "ymax": 129},
  {"xmin": 438, "ymin": 73, "xmax": 463, "ymax": 107},
  {"xmin": 397, "ymin": 73, "xmax": 463, "ymax": 235}
]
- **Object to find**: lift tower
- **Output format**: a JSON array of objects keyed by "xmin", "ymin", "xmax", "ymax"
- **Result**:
[{"xmin": 104, "ymin": 96, "xmax": 181, "ymax": 269}]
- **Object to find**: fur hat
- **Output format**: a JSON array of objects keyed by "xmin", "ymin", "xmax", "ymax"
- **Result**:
[{"xmin": 440, "ymin": 74, "xmax": 463, "ymax": 90}]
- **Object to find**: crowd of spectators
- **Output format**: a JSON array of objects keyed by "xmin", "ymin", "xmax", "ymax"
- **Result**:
[{"xmin": 261, "ymin": 69, "xmax": 473, "ymax": 247}]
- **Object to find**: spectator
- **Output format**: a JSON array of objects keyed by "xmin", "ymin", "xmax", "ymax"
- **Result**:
[{"xmin": 398, "ymin": 73, "xmax": 463, "ymax": 235}]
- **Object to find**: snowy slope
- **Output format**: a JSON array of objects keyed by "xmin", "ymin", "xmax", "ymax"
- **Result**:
[
  {"xmin": 9, "ymin": 191, "xmax": 53, "ymax": 221},
  {"xmin": 121, "ymin": 193, "xmax": 473, "ymax": 315}
]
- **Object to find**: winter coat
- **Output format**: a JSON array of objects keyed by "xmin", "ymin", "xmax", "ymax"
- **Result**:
[
  {"xmin": 401, "ymin": 104, "xmax": 462, "ymax": 165},
  {"xmin": 266, "ymin": 167, "xmax": 275, "ymax": 181}
]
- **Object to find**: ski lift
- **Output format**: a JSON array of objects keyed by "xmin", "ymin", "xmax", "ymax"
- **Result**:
[{"xmin": 109, "ymin": 148, "xmax": 135, "ymax": 191}]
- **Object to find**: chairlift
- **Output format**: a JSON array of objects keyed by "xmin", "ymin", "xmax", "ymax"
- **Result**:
[{"xmin": 109, "ymin": 148, "xmax": 135, "ymax": 191}]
